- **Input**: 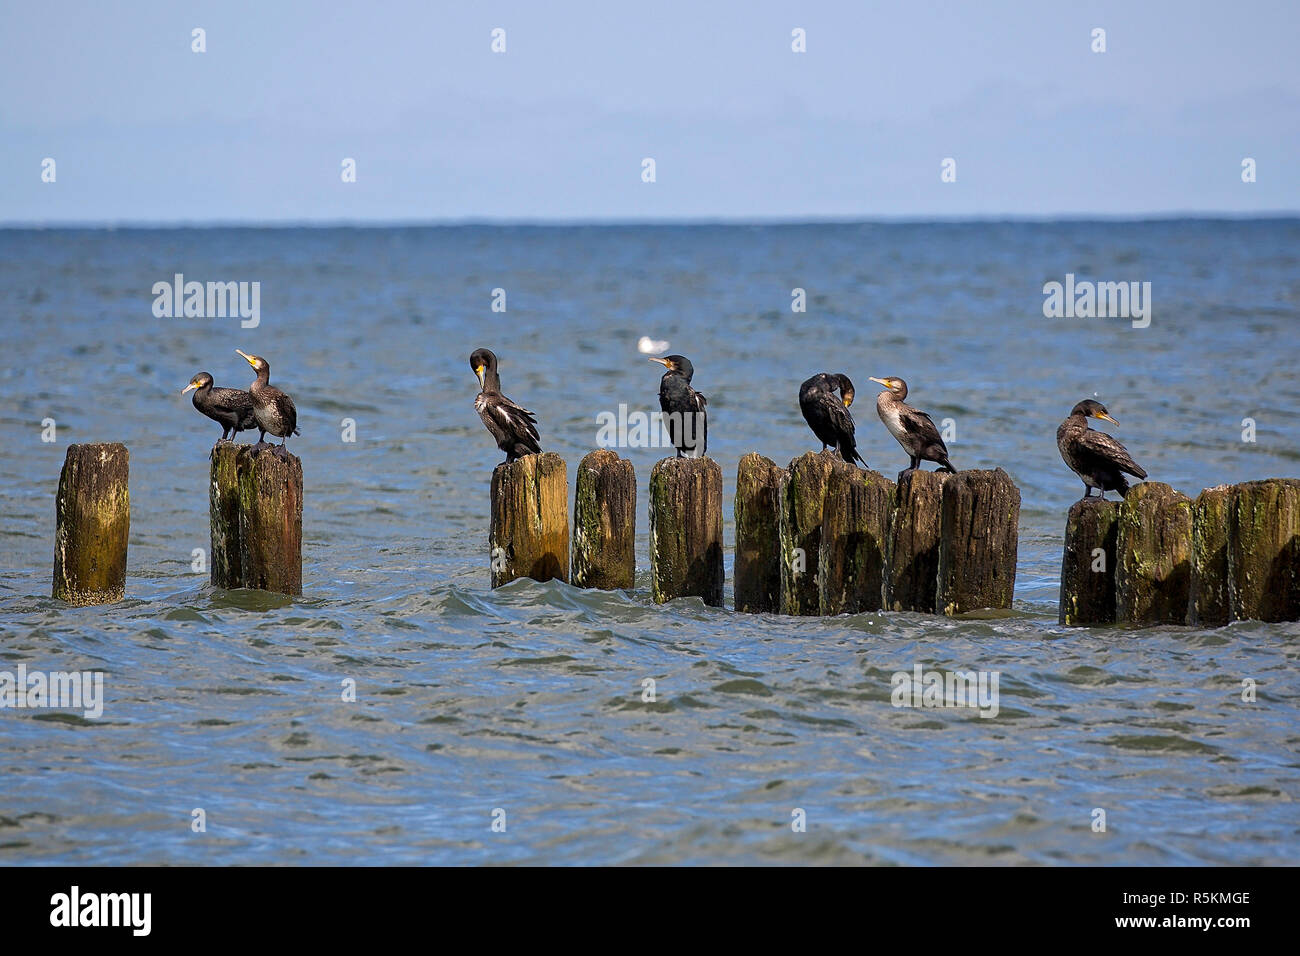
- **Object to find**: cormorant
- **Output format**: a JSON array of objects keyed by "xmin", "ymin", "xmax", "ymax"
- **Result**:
[
  {"xmin": 798, "ymin": 372, "xmax": 865, "ymax": 466},
  {"xmin": 235, "ymin": 349, "xmax": 300, "ymax": 447},
  {"xmin": 1057, "ymin": 399, "xmax": 1147, "ymax": 500},
  {"xmin": 869, "ymin": 376, "xmax": 956, "ymax": 481},
  {"xmin": 181, "ymin": 372, "xmax": 256, "ymax": 441},
  {"xmin": 649, "ymin": 354, "xmax": 707, "ymax": 458},
  {"xmin": 470, "ymin": 348, "xmax": 541, "ymax": 463}
]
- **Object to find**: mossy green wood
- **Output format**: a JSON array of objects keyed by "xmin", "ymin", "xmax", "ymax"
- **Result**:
[
  {"xmin": 734, "ymin": 452, "xmax": 784, "ymax": 613},
  {"xmin": 209, "ymin": 443, "xmax": 302, "ymax": 595},
  {"xmin": 52, "ymin": 442, "xmax": 129, "ymax": 606},
  {"xmin": 818, "ymin": 461, "xmax": 894, "ymax": 615},
  {"xmin": 648, "ymin": 456, "xmax": 723, "ymax": 606},
  {"xmin": 1115, "ymin": 481, "xmax": 1192, "ymax": 626},
  {"xmin": 778, "ymin": 450, "xmax": 837, "ymax": 616},
  {"xmin": 937, "ymin": 468, "xmax": 1020, "ymax": 616},
  {"xmin": 1058, "ymin": 497, "xmax": 1120, "ymax": 625},
  {"xmin": 571, "ymin": 450, "xmax": 635, "ymax": 590},
  {"xmin": 884, "ymin": 469, "xmax": 950, "ymax": 613},
  {"xmin": 489, "ymin": 452, "xmax": 569, "ymax": 587},
  {"xmin": 1188, "ymin": 484, "xmax": 1234, "ymax": 626},
  {"xmin": 1227, "ymin": 478, "xmax": 1300, "ymax": 622}
]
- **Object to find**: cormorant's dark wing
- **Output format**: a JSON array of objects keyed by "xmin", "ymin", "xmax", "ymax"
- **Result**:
[
  {"xmin": 276, "ymin": 391, "xmax": 300, "ymax": 436},
  {"xmin": 824, "ymin": 395, "xmax": 856, "ymax": 440},
  {"xmin": 902, "ymin": 406, "xmax": 946, "ymax": 452},
  {"xmin": 488, "ymin": 394, "xmax": 541, "ymax": 452},
  {"xmin": 210, "ymin": 386, "xmax": 257, "ymax": 429},
  {"xmin": 1076, "ymin": 428, "xmax": 1146, "ymax": 478}
]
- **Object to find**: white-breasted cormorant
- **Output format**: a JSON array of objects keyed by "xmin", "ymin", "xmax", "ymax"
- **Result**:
[
  {"xmin": 1057, "ymin": 399, "xmax": 1147, "ymax": 500},
  {"xmin": 235, "ymin": 350, "xmax": 300, "ymax": 447},
  {"xmin": 181, "ymin": 372, "xmax": 256, "ymax": 442},
  {"xmin": 470, "ymin": 348, "xmax": 541, "ymax": 463},
  {"xmin": 869, "ymin": 376, "xmax": 955, "ymax": 480},
  {"xmin": 650, "ymin": 354, "xmax": 707, "ymax": 458},
  {"xmin": 798, "ymin": 372, "xmax": 865, "ymax": 466}
]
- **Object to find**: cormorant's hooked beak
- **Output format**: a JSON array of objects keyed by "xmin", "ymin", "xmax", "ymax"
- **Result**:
[
  {"xmin": 649, "ymin": 357, "xmax": 671, "ymax": 369},
  {"xmin": 842, "ymin": 394, "xmax": 854, "ymax": 408},
  {"xmin": 868, "ymin": 376, "xmax": 890, "ymax": 388},
  {"xmin": 474, "ymin": 365, "xmax": 485, "ymax": 389},
  {"xmin": 181, "ymin": 381, "xmax": 198, "ymax": 394},
  {"xmin": 235, "ymin": 348, "xmax": 256, "ymax": 367},
  {"xmin": 1096, "ymin": 412, "xmax": 1120, "ymax": 426}
]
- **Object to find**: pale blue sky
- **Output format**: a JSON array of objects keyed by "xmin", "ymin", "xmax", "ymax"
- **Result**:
[{"xmin": 2, "ymin": 0, "xmax": 1297, "ymax": 223}]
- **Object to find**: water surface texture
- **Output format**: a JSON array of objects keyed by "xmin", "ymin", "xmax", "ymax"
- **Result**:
[{"xmin": 1, "ymin": 222, "xmax": 1298, "ymax": 865}]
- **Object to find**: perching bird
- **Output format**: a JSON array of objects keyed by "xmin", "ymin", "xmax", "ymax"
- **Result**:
[
  {"xmin": 181, "ymin": 372, "xmax": 256, "ymax": 442},
  {"xmin": 470, "ymin": 348, "xmax": 541, "ymax": 464},
  {"xmin": 235, "ymin": 349, "xmax": 300, "ymax": 447},
  {"xmin": 649, "ymin": 354, "xmax": 707, "ymax": 457},
  {"xmin": 1057, "ymin": 399, "xmax": 1148, "ymax": 500},
  {"xmin": 869, "ymin": 376, "xmax": 956, "ymax": 481},
  {"xmin": 798, "ymin": 373, "xmax": 865, "ymax": 466}
]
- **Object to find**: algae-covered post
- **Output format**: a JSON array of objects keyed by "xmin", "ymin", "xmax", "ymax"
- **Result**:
[
  {"xmin": 571, "ymin": 449, "xmax": 635, "ymax": 590},
  {"xmin": 52, "ymin": 442, "xmax": 130, "ymax": 606},
  {"xmin": 1188, "ymin": 484, "xmax": 1234, "ymax": 627},
  {"xmin": 210, "ymin": 443, "xmax": 303, "ymax": 595},
  {"xmin": 778, "ymin": 450, "xmax": 837, "ymax": 616},
  {"xmin": 489, "ymin": 451, "xmax": 569, "ymax": 588},
  {"xmin": 1228, "ymin": 478, "xmax": 1300, "ymax": 622},
  {"xmin": 1058, "ymin": 497, "xmax": 1120, "ymax": 626},
  {"xmin": 734, "ymin": 453, "xmax": 784, "ymax": 613},
  {"xmin": 818, "ymin": 461, "xmax": 893, "ymax": 615},
  {"xmin": 1115, "ymin": 481, "xmax": 1191, "ymax": 626},
  {"xmin": 885, "ymin": 469, "xmax": 949, "ymax": 613},
  {"xmin": 648, "ymin": 456, "xmax": 723, "ymax": 606},
  {"xmin": 937, "ymin": 468, "xmax": 1020, "ymax": 616}
]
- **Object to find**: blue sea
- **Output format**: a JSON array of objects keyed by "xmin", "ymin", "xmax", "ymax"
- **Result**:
[{"xmin": 1, "ymin": 220, "xmax": 1298, "ymax": 864}]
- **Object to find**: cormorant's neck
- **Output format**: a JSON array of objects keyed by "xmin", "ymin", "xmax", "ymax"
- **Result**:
[
  {"xmin": 252, "ymin": 367, "xmax": 270, "ymax": 386},
  {"xmin": 481, "ymin": 369, "xmax": 502, "ymax": 393}
]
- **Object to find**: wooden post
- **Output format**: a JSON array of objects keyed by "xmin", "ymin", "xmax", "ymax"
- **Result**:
[
  {"xmin": 571, "ymin": 450, "xmax": 635, "ymax": 590},
  {"xmin": 1115, "ymin": 482, "xmax": 1192, "ymax": 626},
  {"xmin": 210, "ymin": 444, "xmax": 303, "ymax": 595},
  {"xmin": 489, "ymin": 452, "xmax": 569, "ymax": 588},
  {"xmin": 885, "ymin": 470, "xmax": 950, "ymax": 613},
  {"xmin": 818, "ymin": 461, "xmax": 894, "ymax": 615},
  {"xmin": 648, "ymin": 456, "xmax": 723, "ymax": 606},
  {"xmin": 1058, "ymin": 498, "xmax": 1120, "ymax": 626},
  {"xmin": 1228, "ymin": 478, "xmax": 1300, "ymax": 622},
  {"xmin": 1189, "ymin": 484, "xmax": 1234, "ymax": 627},
  {"xmin": 52, "ymin": 442, "xmax": 129, "ymax": 606},
  {"xmin": 734, "ymin": 453, "xmax": 784, "ymax": 613},
  {"xmin": 778, "ymin": 450, "xmax": 837, "ymax": 615},
  {"xmin": 937, "ymin": 468, "xmax": 1020, "ymax": 616}
]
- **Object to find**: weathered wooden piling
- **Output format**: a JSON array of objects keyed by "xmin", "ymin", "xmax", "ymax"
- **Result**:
[
  {"xmin": 1188, "ymin": 484, "xmax": 1234, "ymax": 626},
  {"xmin": 489, "ymin": 451, "xmax": 569, "ymax": 588},
  {"xmin": 210, "ymin": 443, "xmax": 303, "ymax": 595},
  {"xmin": 648, "ymin": 456, "xmax": 723, "ymax": 606},
  {"xmin": 1058, "ymin": 498, "xmax": 1120, "ymax": 625},
  {"xmin": 52, "ymin": 442, "xmax": 129, "ymax": 606},
  {"xmin": 734, "ymin": 453, "xmax": 785, "ymax": 613},
  {"xmin": 884, "ymin": 470, "xmax": 950, "ymax": 613},
  {"xmin": 1115, "ymin": 482, "xmax": 1192, "ymax": 626},
  {"xmin": 1227, "ymin": 478, "xmax": 1300, "ymax": 622},
  {"xmin": 818, "ymin": 461, "xmax": 894, "ymax": 615},
  {"xmin": 937, "ymin": 468, "xmax": 1020, "ymax": 615},
  {"xmin": 571, "ymin": 450, "xmax": 636, "ymax": 590},
  {"xmin": 778, "ymin": 451, "xmax": 838, "ymax": 615}
]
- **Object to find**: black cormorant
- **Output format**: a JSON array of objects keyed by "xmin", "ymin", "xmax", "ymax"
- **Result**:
[
  {"xmin": 181, "ymin": 372, "xmax": 256, "ymax": 441},
  {"xmin": 235, "ymin": 349, "xmax": 300, "ymax": 447},
  {"xmin": 470, "ymin": 348, "xmax": 541, "ymax": 463},
  {"xmin": 1057, "ymin": 399, "xmax": 1147, "ymax": 500},
  {"xmin": 869, "ymin": 376, "xmax": 955, "ymax": 480},
  {"xmin": 798, "ymin": 372, "xmax": 865, "ymax": 465},
  {"xmin": 649, "ymin": 354, "xmax": 707, "ymax": 458}
]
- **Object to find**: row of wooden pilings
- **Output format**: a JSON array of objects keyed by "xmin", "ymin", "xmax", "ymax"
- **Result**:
[
  {"xmin": 1059, "ymin": 479, "xmax": 1300, "ymax": 626},
  {"xmin": 51, "ymin": 442, "xmax": 302, "ymax": 605},
  {"xmin": 489, "ymin": 449, "xmax": 1022, "ymax": 616}
]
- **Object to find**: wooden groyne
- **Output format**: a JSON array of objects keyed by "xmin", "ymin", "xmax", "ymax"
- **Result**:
[
  {"xmin": 885, "ymin": 470, "xmax": 949, "ymax": 613},
  {"xmin": 734, "ymin": 453, "xmax": 784, "ymax": 613},
  {"xmin": 937, "ymin": 469, "xmax": 1020, "ymax": 616},
  {"xmin": 818, "ymin": 460, "xmax": 893, "ymax": 615},
  {"xmin": 52, "ymin": 443, "xmax": 129, "ymax": 606},
  {"xmin": 210, "ymin": 443, "xmax": 303, "ymax": 595},
  {"xmin": 571, "ymin": 450, "xmax": 635, "ymax": 590},
  {"xmin": 1059, "ymin": 477, "xmax": 1300, "ymax": 626},
  {"xmin": 649, "ymin": 456, "xmax": 723, "ymax": 606},
  {"xmin": 489, "ymin": 451, "xmax": 569, "ymax": 587},
  {"xmin": 779, "ymin": 451, "xmax": 837, "ymax": 615}
]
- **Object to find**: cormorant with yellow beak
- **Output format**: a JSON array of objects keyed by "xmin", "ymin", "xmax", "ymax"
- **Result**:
[
  {"xmin": 869, "ymin": 376, "xmax": 956, "ymax": 480},
  {"xmin": 181, "ymin": 371, "xmax": 256, "ymax": 442},
  {"xmin": 235, "ymin": 349, "xmax": 300, "ymax": 447},
  {"xmin": 1057, "ymin": 399, "xmax": 1147, "ymax": 500},
  {"xmin": 470, "ymin": 348, "xmax": 541, "ymax": 463},
  {"xmin": 649, "ymin": 354, "xmax": 707, "ymax": 457},
  {"xmin": 798, "ymin": 372, "xmax": 865, "ymax": 465}
]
